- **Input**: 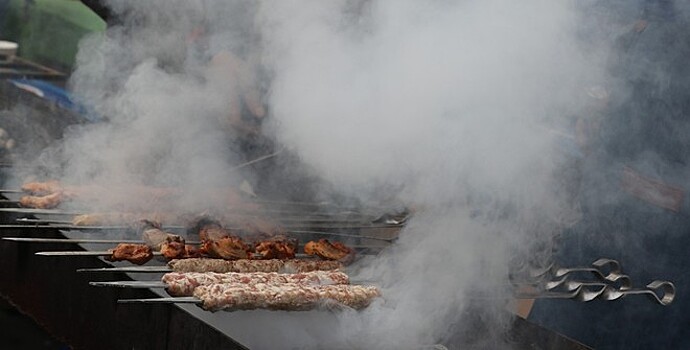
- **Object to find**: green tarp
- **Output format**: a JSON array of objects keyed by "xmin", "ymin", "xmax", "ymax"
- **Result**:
[{"xmin": 0, "ymin": 0, "xmax": 105, "ymax": 71}]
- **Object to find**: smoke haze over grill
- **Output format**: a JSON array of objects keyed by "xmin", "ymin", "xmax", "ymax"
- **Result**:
[
  {"xmin": 12, "ymin": 0, "xmax": 624, "ymax": 348},
  {"xmin": 254, "ymin": 1, "xmax": 603, "ymax": 347}
]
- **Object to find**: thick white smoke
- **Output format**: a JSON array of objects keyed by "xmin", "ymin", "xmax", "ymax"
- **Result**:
[
  {"xmin": 248, "ymin": 0, "xmax": 602, "ymax": 348},
  {"xmin": 20, "ymin": 0, "xmax": 610, "ymax": 348}
]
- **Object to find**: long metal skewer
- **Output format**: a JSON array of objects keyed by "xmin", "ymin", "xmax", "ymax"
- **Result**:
[
  {"xmin": 90, "ymin": 280, "xmax": 373, "ymax": 289},
  {"xmin": 117, "ymin": 282, "xmax": 674, "ymax": 306},
  {"xmin": 35, "ymin": 251, "xmax": 165, "ymax": 257},
  {"xmin": 35, "ymin": 251, "xmax": 314, "ymax": 259},
  {"xmin": 3, "ymin": 237, "xmax": 170, "ymax": 244},
  {"xmin": 8, "ymin": 220, "xmax": 397, "ymax": 241},
  {"xmin": 229, "ymin": 148, "xmax": 284, "ymax": 171},
  {"xmin": 78, "ymin": 266, "xmax": 172, "ymax": 273},
  {"xmin": 91, "ymin": 281, "xmax": 168, "ymax": 288},
  {"xmin": 286, "ymin": 230, "xmax": 395, "ymax": 242},
  {"xmin": 14, "ymin": 217, "xmax": 404, "ymax": 229},
  {"xmin": 118, "ymin": 297, "xmax": 202, "ymax": 304}
]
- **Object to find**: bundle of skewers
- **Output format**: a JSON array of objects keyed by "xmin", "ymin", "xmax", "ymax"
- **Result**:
[
  {"xmin": 90, "ymin": 269, "xmax": 381, "ymax": 312},
  {"xmin": 11, "ymin": 181, "xmax": 409, "ymax": 223},
  {"xmin": 28, "ymin": 215, "xmax": 360, "ymax": 266},
  {"xmin": 0, "ymin": 180, "xmax": 406, "ymax": 312},
  {"xmin": 2, "ymin": 180, "xmax": 404, "ymax": 261},
  {"xmin": 5, "ymin": 210, "xmax": 383, "ymax": 312}
]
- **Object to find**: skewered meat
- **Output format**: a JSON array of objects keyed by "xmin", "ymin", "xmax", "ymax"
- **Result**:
[
  {"xmin": 19, "ymin": 181, "xmax": 182, "ymax": 210},
  {"xmin": 162, "ymin": 271, "xmax": 350, "ymax": 297},
  {"xmin": 21, "ymin": 181, "xmax": 178, "ymax": 198},
  {"xmin": 254, "ymin": 235, "xmax": 298, "ymax": 259},
  {"xmin": 19, "ymin": 182, "xmax": 256, "ymax": 213},
  {"xmin": 200, "ymin": 236, "xmax": 252, "ymax": 260},
  {"xmin": 193, "ymin": 283, "xmax": 381, "ymax": 312},
  {"xmin": 168, "ymin": 258, "xmax": 342, "ymax": 273},
  {"xmin": 73, "ymin": 213, "xmax": 130, "ymax": 226},
  {"xmin": 136, "ymin": 219, "xmax": 196, "ymax": 259},
  {"xmin": 304, "ymin": 239, "xmax": 355, "ymax": 264},
  {"xmin": 21, "ymin": 180, "xmax": 62, "ymax": 195},
  {"xmin": 106, "ymin": 244, "xmax": 153, "ymax": 265},
  {"xmin": 160, "ymin": 239, "xmax": 187, "ymax": 259},
  {"xmin": 198, "ymin": 222, "xmax": 232, "ymax": 241},
  {"xmin": 73, "ymin": 213, "xmax": 132, "ymax": 226},
  {"xmin": 189, "ymin": 217, "xmax": 253, "ymax": 260},
  {"xmin": 19, "ymin": 192, "xmax": 65, "ymax": 209},
  {"xmin": 71, "ymin": 213, "xmax": 174, "ymax": 226}
]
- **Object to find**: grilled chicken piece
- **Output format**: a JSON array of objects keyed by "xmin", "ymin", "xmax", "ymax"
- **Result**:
[
  {"xmin": 201, "ymin": 236, "xmax": 252, "ymax": 260},
  {"xmin": 19, "ymin": 192, "xmax": 64, "ymax": 209},
  {"xmin": 161, "ymin": 239, "xmax": 186, "ymax": 259},
  {"xmin": 304, "ymin": 239, "xmax": 355, "ymax": 264},
  {"xmin": 106, "ymin": 243, "xmax": 154, "ymax": 265},
  {"xmin": 254, "ymin": 235, "xmax": 298, "ymax": 260}
]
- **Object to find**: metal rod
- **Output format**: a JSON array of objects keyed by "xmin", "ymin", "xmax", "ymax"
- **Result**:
[
  {"xmin": 35, "ymin": 251, "xmax": 164, "ymax": 257},
  {"xmin": 229, "ymin": 148, "xmax": 285, "ymax": 171},
  {"xmin": 11, "ymin": 218, "xmax": 399, "ymax": 237},
  {"xmin": 77, "ymin": 266, "xmax": 172, "ymax": 273},
  {"xmin": 16, "ymin": 218, "xmax": 74, "ymax": 225},
  {"xmin": 15, "ymin": 216, "xmax": 402, "ymax": 228},
  {"xmin": 287, "ymin": 230, "xmax": 395, "ymax": 242},
  {"xmin": 118, "ymin": 297, "xmax": 202, "ymax": 304},
  {"xmin": 3, "ymin": 237, "xmax": 201, "ymax": 244},
  {"xmin": 0, "ymin": 208, "xmax": 82, "ymax": 215},
  {"xmin": 0, "ymin": 225, "xmax": 81, "ymax": 230},
  {"xmin": 90, "ymin": 279, "xmax": 376, "ymax": 289},
  {"xmin": 90, "ymin": 281, "xmax": 167, "ymax": 288},
  {"xmin": 37, "ymin": 251, "xmax": 313, "ymax": 259},
  {"xmin": 4, "ymin": 237, "xmax": 146, "ymax": 244}
]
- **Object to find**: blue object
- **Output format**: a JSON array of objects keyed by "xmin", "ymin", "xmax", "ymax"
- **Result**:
[{"xmin": 8, "ymin": 78, "xmax": 102, "ymax": 122}]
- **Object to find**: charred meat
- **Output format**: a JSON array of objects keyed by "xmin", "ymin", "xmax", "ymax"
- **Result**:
[
  {"xmin": 200, "ymin": 236, "xmax": 252, "ymax": 260},
  {"xmin": 106, "ymin": 243, "xmax": 154, "ymax": 265},
  {"xmin": 254, "ymin": 235, "xmax": 298, "ymax": 260},
  {"xmin": 304, "ymin": 239, "xmax": 355, "ymax": 263},
  {"xmin": 160, "ymin": 240, "xmax": 186, "ymax": 259}
]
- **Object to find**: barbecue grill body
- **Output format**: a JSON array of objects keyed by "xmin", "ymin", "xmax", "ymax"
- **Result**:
[{"xmin": 0, "ymin": 225, "xmax": 248, "ymax": 350}]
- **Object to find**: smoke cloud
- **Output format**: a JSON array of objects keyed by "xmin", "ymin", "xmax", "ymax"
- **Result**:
[
  {"xmin": 15, "ymin": 0, "xmax": 623, "ymax": 348},
  {"xmin": 252, "ymin": 1, "xmax": 603, "ymax": 347}
]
